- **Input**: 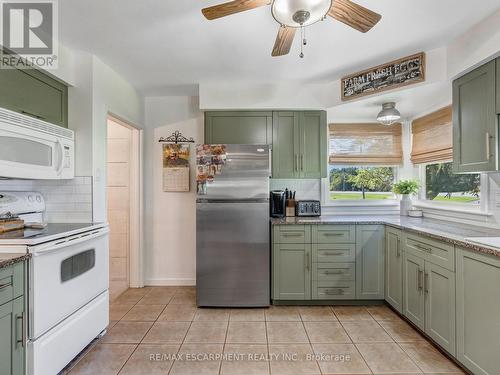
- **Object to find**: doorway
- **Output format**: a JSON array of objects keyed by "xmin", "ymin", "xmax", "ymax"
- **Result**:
[{"xmin": 107, "ymin": 115, "xmax": 142, "ymax": 301}]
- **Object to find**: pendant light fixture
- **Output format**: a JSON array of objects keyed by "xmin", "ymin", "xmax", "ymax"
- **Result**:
[{"xmin": 377, "ymin": 102, "xmax": 401, "ymax": 125}]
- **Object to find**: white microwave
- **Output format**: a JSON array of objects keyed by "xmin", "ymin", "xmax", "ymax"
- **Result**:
[{"xmin": 0, "ymin": 107, "xmax": 74, "ymax": 179}]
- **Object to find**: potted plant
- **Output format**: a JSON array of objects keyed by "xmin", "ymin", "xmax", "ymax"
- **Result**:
[{"xmin": 393, "ymin": 179, "xmax": 419, "ymax": 215}]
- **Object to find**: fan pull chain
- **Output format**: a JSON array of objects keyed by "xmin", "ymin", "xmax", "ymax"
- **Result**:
[{"xmin": 299, "ymin": 26, "xmax": 305, "ymax": 58}]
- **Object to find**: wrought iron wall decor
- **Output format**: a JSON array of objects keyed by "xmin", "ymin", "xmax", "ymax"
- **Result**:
[{"xmin": 158, "ymin": 130, "xmax": 195, "ymax": 144}]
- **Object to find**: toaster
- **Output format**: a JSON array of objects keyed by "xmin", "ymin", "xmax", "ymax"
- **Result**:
[{"xmin": 296, "ymin": 200, "xmax": 321, "ymax": 217}]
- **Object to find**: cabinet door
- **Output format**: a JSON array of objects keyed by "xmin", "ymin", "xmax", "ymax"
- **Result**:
[
  {"xmin": 385, "ymin": 228, "xmax": 403, "ymax": 313},
  {"xmin": 356, "ymin": 225, "xmax": 385, "ymax": 300},
  {"xmin": 453, "ymin": 60, "xmax": 497, "ymax": 172},
  {"xmin": 0, "ymin": 297, "xmax": 25, "ymax": 375},
  {"xmin": 0, "ymin": 67, "xmax": 68, "ymax": 127},
  {"xmin": 424, "ymin": 262, "xmax": 456, "ymax": 355},
  {"xmin": 298, "ymin": 111, "xmax": 327, "ymax": 178},
  {"xmin": 204, "ymin": 111, "xmax": 273, "ymax": 144},
  {"xmin": 456, "ymin": 248, "xmax": 500, "ymax": 375},
  {"xmin": 272, "ymin": 243, "xmax": 311, "ymax": 300},
  {"xmin": 403, "ymin": 253, "xmax": 425, "ymax": 330},
  {"xmin": 497, "ymin": 58, "xmax": 500, "ymax": 114},
  {"xmin": 272, "ymin": 111, "xmax": 300, "ymax": 178}
]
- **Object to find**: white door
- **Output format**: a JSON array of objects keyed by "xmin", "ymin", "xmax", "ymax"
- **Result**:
[{"xmin": 107, "ymin": 119, "xmax": 132, "ymax": 300}]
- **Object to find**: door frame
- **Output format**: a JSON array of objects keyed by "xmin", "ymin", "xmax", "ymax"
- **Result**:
[{"xmin": 107, "ymin": 113, "xmax": 144, "ymax": 288}]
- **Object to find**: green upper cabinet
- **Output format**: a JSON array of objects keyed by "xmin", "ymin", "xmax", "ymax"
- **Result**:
[
  {"xmin": 453, "ymin": 59, "xmax": 497, "ymax": 172},
  {"xmin": 0, "ymin": 297, "xmax": 25, "ymax": 375},
  {"xmin": 0, "ymin": 65, "xmax": 68, "ymax": 128},
  {"xmin": 355, "ymin": 225, "xmax": 385, "ymax": 300},
  {"xmin": 298, "ymin": 111, "xmax": 327, "ymax": 178},
  {"xmin": 272, "ymin": 111, "xmax": 300, "ymax": 178},
  {"xmin": 272, "ymin": 110, "xmax": 327, "ymax": 179},
  {"xmin": 204, "ymin": 111, "xmax": 273, "ymax": 145},
  {"xmin": 385, "ymin": 227, "xmax": 403, "ymax": 313},
  {"xmin": 456, "ymin": 248, "xmax": 500, "ymax": 375}
]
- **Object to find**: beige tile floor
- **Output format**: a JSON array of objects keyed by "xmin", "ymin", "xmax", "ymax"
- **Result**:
[{"xmin": 67, "ymin": 287, "xmax": 467, "ymax": 375}]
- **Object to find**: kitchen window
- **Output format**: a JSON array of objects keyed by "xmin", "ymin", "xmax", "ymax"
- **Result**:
[
  {"xmin": 326, "ymin": 123, "xmax": 402, "ymax": 203},
  {"xmin": 419, "ymin": 161, "xmax": 481, "ymax": 206},
  {"xmin": 329, "ymin": 166, "xmax": 396, "ymax": 200},
  {"xmin": 411, "ymin": 106, "xmax": 484, "ymax": 211}
]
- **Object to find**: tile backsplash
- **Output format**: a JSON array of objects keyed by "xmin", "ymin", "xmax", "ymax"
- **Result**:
[
  {"xmin": 0, "ymin": 176, "xmax": 93, "ymax": 223},
  {"xmin": 270, "ymin": 179, "xmax": 321, "ymax": 200}
]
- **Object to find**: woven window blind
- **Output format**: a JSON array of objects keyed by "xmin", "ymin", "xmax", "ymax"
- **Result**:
[
  {"xmin": 329, "ymin": 123, "xmax": 403, "ymax": 165},
  {"xmin": 411, "ymin": 106, "xmax": 452, "ymax": 164}
]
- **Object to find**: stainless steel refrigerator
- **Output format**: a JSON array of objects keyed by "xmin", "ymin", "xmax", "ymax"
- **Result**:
[{"xmin": 196, "ymin": 144, "xmax": 270, "ymax": 307}]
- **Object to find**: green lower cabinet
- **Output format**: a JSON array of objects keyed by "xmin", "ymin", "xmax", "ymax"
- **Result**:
[
  {"xmin": 0, "ymin": 296, "xmax": 25, "ymax": 375},
  {"xmin": 403, "ymin": 252, "xmax": 425, "ymax": 330},
  {"xmin": 312, "ymin": 262, "xmax": 356, "ymax": 300},
  {"xmin": 385, "ymin": 227, "xmax": 403, "ymax": 313},
  {"xmin": 424, "ymin": 262, "xmax": 456, "ymax": 355},
  {"xmin": 204, "ymin": 111, "xmax": 273, "ymax": 144},
  {"xmin": 356, "ymin": 225, "xmax": 385, "ymax": 299},
  {"xmin": 272, "ymin": 243, "xmax": 311, "ymax": 300},
  {"xmin": 456, "ymin": 247, "xmax": 500, "ymax": 375},
  {"xmin": 497, "ymin": 57, "xmax": 500, "ymax": 114}
]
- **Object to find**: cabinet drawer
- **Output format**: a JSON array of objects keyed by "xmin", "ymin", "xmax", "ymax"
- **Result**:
[
  {"xmin": 0, "ymin": 262, "xmax": 24, "ymax": 306},
  {"xmin": 404, "ymin": 233, "xmax": 455, "ymax": 271},
  {"xmin": 273, "ymin": 225, "xmax": 310, "ymax": 243},
  {"xmin": 313, "ymin": 282, "xmax": 356, "ymax": 300},
  {"xmin": 313, "ymin": 244, "xmax": 355, "ymax": 262},
  {"xmin": 313, "ymin": 263, "xmax": 355, "ymax": 282},
  {"xmin": 312, "ymin": 225, "xmax": 355, "ymax": 244}
]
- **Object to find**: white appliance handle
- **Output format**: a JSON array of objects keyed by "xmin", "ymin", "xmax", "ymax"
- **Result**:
[
  {"xmin": 30, "ymin": 228, "xmax": 109, "ymax": 255},
  {"xmin": 55, "ymin": 140, "xmax": 65, "ymax": 175}
]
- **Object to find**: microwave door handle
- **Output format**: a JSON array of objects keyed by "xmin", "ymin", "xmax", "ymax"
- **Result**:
[{"xmin": 55, "ymin": 140, "xmax": 65, "ymax": 175}]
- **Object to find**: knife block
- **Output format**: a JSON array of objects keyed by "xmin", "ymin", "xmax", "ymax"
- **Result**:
[{"xmin": 285, "ymin": 199, "xmax": 296, "ymax": 217}]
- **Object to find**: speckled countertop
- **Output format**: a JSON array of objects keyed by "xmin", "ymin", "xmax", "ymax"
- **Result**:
[
  {"xmin": 0, "ymin": 253, "xmax": 30, "ymax": 270},
  {"xmin": 271, "ymin": 215, "xmax": 500, "ymax": 258}
]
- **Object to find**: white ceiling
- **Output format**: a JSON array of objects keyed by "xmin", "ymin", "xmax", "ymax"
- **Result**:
[{"xmin": 59, "ymin": 0, "xmax": 500, "ymax": 95}]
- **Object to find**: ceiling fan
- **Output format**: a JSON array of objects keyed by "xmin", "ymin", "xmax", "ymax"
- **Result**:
[{"xmin": 202, "ymin": 0, "xmax": 381, "ymax": 57}]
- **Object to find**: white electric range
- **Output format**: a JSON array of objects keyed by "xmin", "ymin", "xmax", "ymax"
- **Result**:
[{"xmin": 0, "ymin": 191, "xmax": 109, "ymax": 375}]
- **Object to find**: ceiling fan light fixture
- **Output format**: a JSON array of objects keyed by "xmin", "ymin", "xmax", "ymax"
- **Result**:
[
  {"xmin": 272, "ymin": 0, "xmax": 332, "ymax": 27},
  {"xmin": 377, "ymin": 102, "xmax": 401, "ymax": 126}
]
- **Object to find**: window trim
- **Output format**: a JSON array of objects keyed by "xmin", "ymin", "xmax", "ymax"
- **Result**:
[
  {"xmin": 414, "ymin": 161, "xmax": 488, "ymax": 214},
  {"xmin": 322, "ymin": 165, "xmax": 400, "ymax": 207}
]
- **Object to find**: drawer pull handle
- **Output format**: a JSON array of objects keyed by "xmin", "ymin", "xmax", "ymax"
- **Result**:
[
  {"xmin": 324, "ymin": 288, "xmax": 346, "ymax": 295},
  {"xmin": 323, "ymin": 233, "xmax": 344, "ymax": 236},
  {"xmin": 282, "ymin": 233, "xmax": 302, "ymax": 237},
  {"xmin": 0, "ymin": 282, "xmax": 12, "ymax": 290},
  {"xmin": 323, "ymin": 269, "xmax": 348, "ymax": 275},
  {"xmin": 415, "ymin": 243, "xmax": 432, "ymax": 253},
  {"xmin": 323, "ymin": 252, "xmax": 344, "ymax": 256}
]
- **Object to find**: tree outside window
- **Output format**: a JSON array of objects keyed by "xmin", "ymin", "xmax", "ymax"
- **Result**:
[{"xmin": 329, "ymin": 166, "xmax": 395, "ymax": 200}]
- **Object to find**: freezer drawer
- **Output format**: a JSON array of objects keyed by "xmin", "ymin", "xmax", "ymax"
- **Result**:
[{"xmin": 196, "ymin": 201, "xmax": 270, "ymax": 307}]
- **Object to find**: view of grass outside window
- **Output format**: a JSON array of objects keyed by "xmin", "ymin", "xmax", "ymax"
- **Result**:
[
  {"xmin": 425, "ymin": 162, "xmax": 480, "ymax": 204},
  {"xmin": 329, "ymin": 166, "xmax": 395, "ymax": 200}
]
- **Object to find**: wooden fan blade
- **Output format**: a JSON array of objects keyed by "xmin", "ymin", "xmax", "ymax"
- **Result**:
[
  {"xmin": 328, "ymin": 0, "xmax": 381, "ymax": 33},
  {"xmin": 202, "ymin": 0, "xmax": 269, "ymax": 20},
  {"xmin": 272, "ymin": 27, "xmax": 296, "ymax": 57}
]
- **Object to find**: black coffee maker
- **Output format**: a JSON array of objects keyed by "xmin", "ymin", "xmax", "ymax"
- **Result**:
[{"xmin": 270, "ymin": 190, "xmax": 286, "ymax": 218}]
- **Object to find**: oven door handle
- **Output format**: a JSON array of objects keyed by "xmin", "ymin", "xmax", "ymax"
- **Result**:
[{"xmin": 29, "ymin": 228, "xmax": 109, "ymax": 255}]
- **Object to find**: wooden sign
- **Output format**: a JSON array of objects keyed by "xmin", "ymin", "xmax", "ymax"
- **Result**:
[{"xmin": 341, "ymin": 52, "xmax": 426, "ymax": 101}]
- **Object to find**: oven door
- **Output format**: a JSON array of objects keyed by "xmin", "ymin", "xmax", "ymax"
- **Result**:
[
  {"xmin": 0, "ymin": 117, "xmax": 74, "ymax": 179},
  {"xmin": 28, "ymin": 228, "xmax": 109, "ymax": 339}
]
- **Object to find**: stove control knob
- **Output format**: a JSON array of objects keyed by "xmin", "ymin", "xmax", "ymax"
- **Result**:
[
  {"xmin": 36, "ymin": 195, "xmax": 42, "ymax": 202},
  {"xmin": 28, "ymin": 195, "xmax": 34, "ymax": 202}
]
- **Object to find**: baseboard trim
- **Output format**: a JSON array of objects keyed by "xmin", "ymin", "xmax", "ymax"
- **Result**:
[{"xmin": 145, "ymin": 278, "xmax": 196, "ymax": 286}]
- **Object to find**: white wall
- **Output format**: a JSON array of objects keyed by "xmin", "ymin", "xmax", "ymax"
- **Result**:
[
  {"xmin": 144, "ymin": 96, "xmax": 203, "ymax": 286},
  {"xmin": 447, "ymin": 8, "xmax": 500, "ymax": 79},
  {"xmin": 91, "ymin": 57, "xmax": 144, "ymax": 222}
]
